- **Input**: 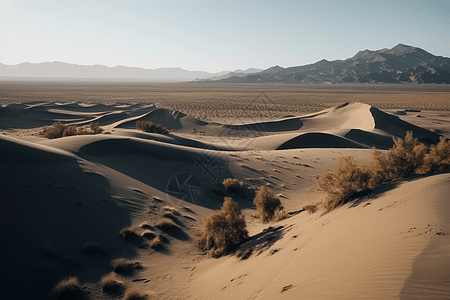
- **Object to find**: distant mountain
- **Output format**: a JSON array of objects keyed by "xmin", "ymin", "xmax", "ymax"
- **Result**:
[
  {"xmin": 196, "ymin": 67, "xmax": 264, "ymax": 82},
  {"xmin": 218, "ymin": 44, "xmax": 450, "ymax": 84},
  {"xmin": 0, "ymin": 62, "xmax": 224, "ymax": 82}
]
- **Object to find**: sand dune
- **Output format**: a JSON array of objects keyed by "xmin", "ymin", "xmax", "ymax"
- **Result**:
[{"xmin": 0, "ymin": 100, "xmax": 449, "ymax": 299}]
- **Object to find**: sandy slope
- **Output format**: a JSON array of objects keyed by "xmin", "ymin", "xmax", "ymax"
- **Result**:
[{"xmin": 0, "ymin": 101, "xmax": 449, "ymax": 299}]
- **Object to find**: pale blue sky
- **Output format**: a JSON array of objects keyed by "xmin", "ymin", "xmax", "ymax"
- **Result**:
[{"xmin": 1, "ymin": 0, "xmax": 449, "ymax": 72}]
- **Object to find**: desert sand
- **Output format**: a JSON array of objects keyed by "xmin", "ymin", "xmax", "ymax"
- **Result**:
[{"xmin": 1, "ymin": 83, "xmax": 450, "ymax": 299}]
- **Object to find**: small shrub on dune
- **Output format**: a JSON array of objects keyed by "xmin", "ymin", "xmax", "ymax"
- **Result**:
[
  {"xmin": 119, "ymin": 226, "xmax": 136, "ymax": 239},
  {"xmin": 318, "ymin": 156, "xmax": 373, "ymax": 213},
  {"xmin": 100, "ymin": 273, "xmax": 123, "ymax": 293},
  {"xmin": 89, "ymin": 121, "xmax": 103, "ymax": 134},
  {"xmin": 52, "ymin": 277, "xmax": 81, "ymax": 300},
  {"xmin": 111, "ymin": 257, "xmax": 140, "ymax": 274},
  {"xmin": 160, "ymin": 206, "xmax": 181, "ymax": 219},
  {"xmin": 136, "ymin": 120, "xmax": 169, "ymax": 134},
  {"xmin": 155, "ymin": 218, "xmax": 177, "ymax": 230},
  {"xmin": 376, "ymin": 131, "xmax": 428, "ymax": 181},
  {"xmin": 149, "ymin": 236, "xmax": 163, "ymax": 249},
  {"xmin": 42, "ymin": 121, "xmax": 66, "ymax": 139},
  {"xmin": 421, "ymin": 136, "xmax": 450, "ymax": 173},
  {"xmin": 222, "ymin": 178, "xmax": 243, "ymax": 192},
  {"xmin": 123, "ymin": 287, "xmax": 146, "ymax": 300},
  {"xmin": 303, "ymin": 204, "xmax": 318, "ymax": 214},
  {"xmin": 141, "ymin": 230, "xmax": 157, "ymax": 239},
  {"xmin": 253, "ymin": 186, "xmax": 283, "ymax": 223},
  {"xmin": 197, "ymin": 197, "xmax": 248, "ymax": 258},
  {"xmin": 273, "ymin": 208, "xmax": 288, "ymax": 221}
]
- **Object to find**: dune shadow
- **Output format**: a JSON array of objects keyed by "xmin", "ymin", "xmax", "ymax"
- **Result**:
[{"xmin": 232, "ymin": 225, "xmax": 288, "ymax": 258}]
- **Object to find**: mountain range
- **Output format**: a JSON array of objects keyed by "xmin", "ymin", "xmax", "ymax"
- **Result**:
[{"xmin": 218, "ymin": 44, "xmax": 450, "ymax": 84}]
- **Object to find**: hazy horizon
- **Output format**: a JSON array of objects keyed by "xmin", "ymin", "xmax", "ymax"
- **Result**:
[{"xmin": 1, "ymin": 0, "xmax": 450, "ymax": 73}]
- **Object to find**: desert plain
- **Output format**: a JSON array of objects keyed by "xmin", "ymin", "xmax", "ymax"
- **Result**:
[{"xmin": 1, "ymin": 81, "xmax": 450, "ymax": 300}]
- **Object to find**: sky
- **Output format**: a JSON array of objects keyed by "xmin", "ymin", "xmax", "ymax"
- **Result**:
[{"xmin": 0, "ymin": 0, "xmax": 449, "ymax": 73}]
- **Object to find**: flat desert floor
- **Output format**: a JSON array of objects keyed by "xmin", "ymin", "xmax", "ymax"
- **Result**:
[{"xmin": 1, "ymin": 82, "xmax": 450, "ymax": 299}]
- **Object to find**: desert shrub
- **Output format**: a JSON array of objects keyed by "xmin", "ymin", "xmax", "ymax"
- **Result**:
[
  {"xmin": 148, "ymin": 236, "xmax": 162, "ymax": 249},
  {"xmin": 318, "ymin": 156, "xmax": 373, "ymax": 213},
  {"xmin": 421, "ymin": 136, "xmax": 450, "ymax": 173},
  {"xmin": 374, "ymin": 131, "xmax": 428, "ymax": 181},
  {"xmin": 253, "ymin": 186, "xmax": 283, "ymax": 223},
  {"xmin": 141, "ymin": 230, "xmax": 157, "ymax": 239},
  {"xmin": 41, "ymin": 121, "xmax": 103, "ymax": 139},
  {"xmin": 89, "ymin": 121, "xmax": 103, "ymax": 134},
  {"xmin": 100, "ymin": 273, "xmax": 122, "ymax": 293},
  {"xmin": 136, "ymin": 120, "xmax": 168, "ymax": 134},
  {"xmin": 197, "ymin": 197, "xmax": 248, "ymax": 258},
  {"xmin": 123, "ymin": 287, "xmax": 146, "ymax": 300},
  {"xmin": 110, "ymin": 257, "xmax": 140, "ymax": 273},
  {"xmin": 303, "ymin": 204, "xmax": 318, "ymax": 214},
  {"xmin": 222, "ymin": 178, "xmax": 243, "ymax": 192},
  {"xmin": 119, "ymin": 226, "xmax": 136, "ymax": 239},
  {"xmin": 52, "ymin": 277, "xmax": 81, "ymax": 300},
  {"xmin": 273, "ymin": 208, "xmax": 288, "ymax": 221},
  {"xmin": 155, "ymin": 218, "xmax": 177, "ymax": 230}
]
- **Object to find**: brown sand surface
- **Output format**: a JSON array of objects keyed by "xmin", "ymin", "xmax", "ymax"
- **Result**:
[{"xmin": 1, "ymin": 82, "xmax": 449, "ymax": 299}]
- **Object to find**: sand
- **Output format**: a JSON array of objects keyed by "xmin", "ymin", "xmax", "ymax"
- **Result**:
[{"xmin": 1, "ymin": 88, "xmax": 450, "ymax": 299}]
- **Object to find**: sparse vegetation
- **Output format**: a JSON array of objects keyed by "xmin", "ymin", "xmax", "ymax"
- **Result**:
[
  {"xmin": 52, "ymin": 277, "xmax": 81, "ymax": 300},
  {"xmin": 110, "ymin": 257, "xmax": 140, "ymax": 273},
  {"xmin": 197, "ymin": 197, "xmax": 248, "ymax": 258},
  {"xmin": 119, "ymin": 226, "xmax": 136, "ymax": 239},
  {"xmin": 253, "ymin": 186, "xmax": 284, "ymax": 223},
  {"xmin": 421, "ymin": 136, "xmax": 450, "ymax": 173},
  {"xmin": 222, "ymin": 178, "xmax": 244, "ymax": 192},
  {"xmin": 155, "ymin": 218, "xmax": 177, "ymax": 230},
  {"xmin": 123, "ymin": 287, "xmax": 146, "ymax": 300},
  {"xmin": 141, "ymin": 230, "xmax": 157, "ymax": 239},
  {"xmin": 318, "ymin": 131, "xmax": 450, "ymax": 212},
  {"xmin": 136, "ymin": 120, "xmax": 169, "ymax": 134},
  {"xmin": 149, "ymin": 236, "xmax": 163, "ymax": 249},
  {"xmin": 100, "ymin": 273, "xmax": 123, "ymax": 293},
  {"xmin": 303, "ymin": 204, "xmax": 318, "ymax": 214},
  {"xmin": 41, "ymin": 121, "xmax": 104, "ymax": 139}
]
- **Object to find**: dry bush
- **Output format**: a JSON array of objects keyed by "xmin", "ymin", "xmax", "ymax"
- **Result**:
[
  {"xmin": 222, "ymin": 178, "xmax": 244, "ymax": 192},
  {"xmin": 375, "ymin": 131, "xmax": 428, "ymax": 181},
  {"xmin": 421, "ymin": 136, "xmax": 450, "ymax": 173},
  {"xmin": 303, "ymin": 204, "xmax": 318, "ymax": 214},
  {"xmin": 136, "ymin": 120, "xmax": 168, "ymax": 134},
  {"xmin": 89, "ymin": 121, "xmax": 103, "ymax": 134},
  {"xmin": 119, "ymin": 226, "xmax": 136, "ymax": 239},
  {"xmin": 100, "ymin": 273, "xmax": 123, "ymax": 293},
  {"xmin": 123, "ymin": 287, "xmax": 146, "ymax": 300},
  {"xmin": 52, "ymin": 277, "xmax": 81, "ymax": 300},
  {"xmin": 160, "ymin": 206, "xmax": 181, "ymax": 219},
  {"xmin": 273, "ymin": 208, "xmax": 288, "ymax": 221},
  {"xmin": 318, "ymin": 156, "xmax": 373, "ymax": 213},
  {"xmin": 155, "ymin": 218, "xmax": 177, "ymax": 230},
  {"xmin": 110, "ymin": 257, "xmax": 140, "ymax": 273},
  {"xmin": 41, "ymin": 121, "xmax": 103, "ymax": 139},
  {"xmin": 149, "ymin": 236, "xmax": 162, "ymax": 249},
  {"xmin": 197, "ymin": 197, "xmax": 248, "ymax": 258},
  {"xmin": 141, "ymin": 230, "xmax": 157, "ymax": 239},
  {"xmin": 253, "ymin": 186, "xmax": 283, "ymax": 223}
]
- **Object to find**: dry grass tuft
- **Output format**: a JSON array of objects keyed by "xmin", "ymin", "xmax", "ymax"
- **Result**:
[
  {"xmin": 52, "ymin": 277, "xmax": 81, "ymax": 300},
  {"xmin": 303, "ymin": 204, "xmax": 318, "ymax": 214},
  {"xmin": 253, "ymin": 186, "xmax": 283, "ymax": 223},
  {"xmin": 421, "ymin": 136, "xmax": 450, "ymax": 173},
  {"xmin": 155, "ymin": 218, "xmax": 177, "ymax": 230},
  {"xmin": 141, "ymin": 230, "xmax": 157, "ymax": 239},
  {"xmin": 273, "ymin": 208, "xmax": 288, "ymax": 221},
  {"xmin": 197, "ymin": 197, "xmax": 248, "ymax": 258},
  {"xmin": 119, "ymin": 226, "xmax": 136, "ymax": 239},
  {"xmin": 222, "ymin": 178, "xmax": 244, "ymax": 192},
  {"xmin": 136, "ymin": 120, "xmax": 168, "ymax": 134},
  {"xmin": 110, "ymin": 257, "xmax": 140, "ymax": 274},
  {"xmin": 149, "ymin": 236, "xmax": 163, "ymax": 249},
  {"xmin": 100, "ymin": 273, "xmax": 123, "ymax": 293},
  {"xmin": 41, "ymin": 121, "xmax": 104, "ymax": 139},
  {"xmin": 123, "ymin": 287, "xmax": 146, "ymax": 300}
]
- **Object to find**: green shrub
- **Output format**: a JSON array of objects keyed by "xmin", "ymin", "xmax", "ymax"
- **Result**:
[
  {"xmin": 253, "ymin": 186, "xmax": 283, "ymax": 223},
  {"xmin": 136, "ymin": 120, "xmax": 168, "ymax": 134},
  {"xmin": 197, "ymin": 197, "xmax": 248, "ymax": 258},
  {"xmin": 51, "ymin": 277, "xmax": 81, "ymax": 300},
  {"xmin": 421, "ymin": 136, "xmax": 450, "ymax": 173}
]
